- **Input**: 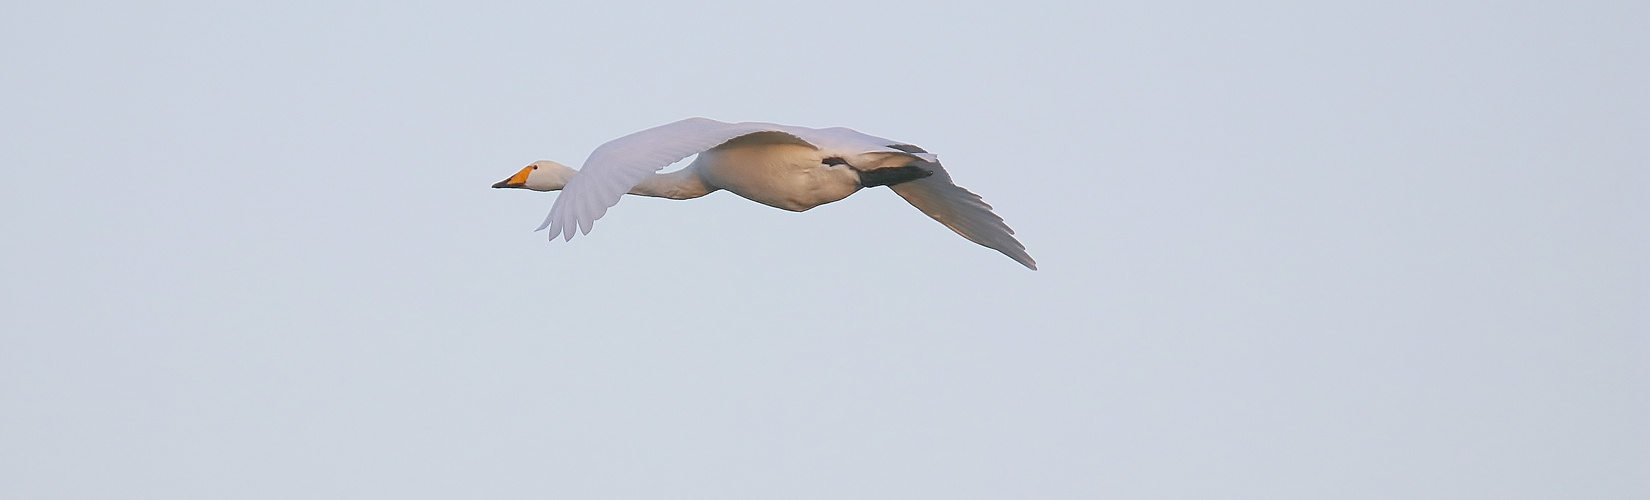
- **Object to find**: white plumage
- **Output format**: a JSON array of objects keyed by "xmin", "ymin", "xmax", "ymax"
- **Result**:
[{"xmin": 493, "ymin": 118, "xmax": 1036, "ymax": 270}]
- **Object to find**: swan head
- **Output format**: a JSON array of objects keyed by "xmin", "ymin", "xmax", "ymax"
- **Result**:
[{"xmin": 492, "ymin": 160, "xmax": 574, "ymax": 191}]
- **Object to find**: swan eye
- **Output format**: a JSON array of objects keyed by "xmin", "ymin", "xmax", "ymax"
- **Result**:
[{"xmin": 822, "ymin": 157, "xmax": 849, "ymax": 166}]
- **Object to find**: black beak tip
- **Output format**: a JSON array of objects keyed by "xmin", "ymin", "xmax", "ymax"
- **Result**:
[{"xmin": 492, "ymin": 180, "xmax": 516, "ymax": 189}]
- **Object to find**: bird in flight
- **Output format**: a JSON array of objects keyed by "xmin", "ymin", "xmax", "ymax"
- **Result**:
[{"xmin": 493, "ymin": 118, "xmax": 1036, "ymax": 269}]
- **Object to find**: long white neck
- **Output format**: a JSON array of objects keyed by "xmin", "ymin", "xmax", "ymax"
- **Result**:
[
  {"xmin": 627, "ymin": 166, "xmax": 715, "ymax": 200},
  {"xmin": 538, "ymin": 161, "xmax": 714, "ymax": 200}
]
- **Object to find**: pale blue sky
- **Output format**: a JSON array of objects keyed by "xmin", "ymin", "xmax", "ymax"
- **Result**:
[{"xmin": 1, "ymin": 1, "xmax": 1645, "ymax": 499}]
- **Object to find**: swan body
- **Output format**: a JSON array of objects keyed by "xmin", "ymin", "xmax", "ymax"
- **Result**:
[{"xmin": 493, "ymin": 118, "xmax": 1036, "ymax": 269}]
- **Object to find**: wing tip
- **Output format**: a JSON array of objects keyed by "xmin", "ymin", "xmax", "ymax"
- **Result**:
[{"xmin": 1005, "ymin": 249, "xmax": 1038, "ymax": 270}]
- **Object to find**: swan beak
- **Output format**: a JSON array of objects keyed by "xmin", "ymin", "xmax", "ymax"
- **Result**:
[{"xmin": 492, "ymin": 165, "xmax": 534, "ymax": 189}]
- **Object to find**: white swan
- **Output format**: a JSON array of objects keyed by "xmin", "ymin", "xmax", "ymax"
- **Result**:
[{"xmin": 493, "ymin": 118, "xmax": 1036, "ymax": 270}]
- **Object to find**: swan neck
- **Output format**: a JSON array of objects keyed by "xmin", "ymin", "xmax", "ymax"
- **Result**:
[{"xmin": 628, "ymin": 167, "xmax": 714, "ymax": 200}]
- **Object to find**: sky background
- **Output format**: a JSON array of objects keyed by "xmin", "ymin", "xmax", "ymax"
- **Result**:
[{"xmin": 1, "ymin": 1, "xmax": 1646, "ymax": 499}]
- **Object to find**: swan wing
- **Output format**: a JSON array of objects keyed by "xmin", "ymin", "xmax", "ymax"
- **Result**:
[
  {"xmin": 541, "ymin": 118, "xmax": 803, "ymax": 240},
  {"xmin": 889, "ymin": 161, "xmax": 1037, "ymax": 270}
]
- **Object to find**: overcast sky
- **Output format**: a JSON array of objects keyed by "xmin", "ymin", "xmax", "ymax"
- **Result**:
[{"xmin": 1, "ymin": 1, "xmax": 1645, "ymax": 499}]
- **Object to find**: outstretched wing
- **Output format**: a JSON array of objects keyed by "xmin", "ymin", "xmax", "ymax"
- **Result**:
[
  {"xmin": 889, "ymin": 160, "xmax": 1037, "ymax": 270},
  {"xmin": 540, "ymin": 118, "xmax": 808, "ymax": 240}
]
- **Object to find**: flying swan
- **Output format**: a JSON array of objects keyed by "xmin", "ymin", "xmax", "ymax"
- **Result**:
[{"xmin": 492, "ymin": 118, "xmax": 1036, "ymax": 270}]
